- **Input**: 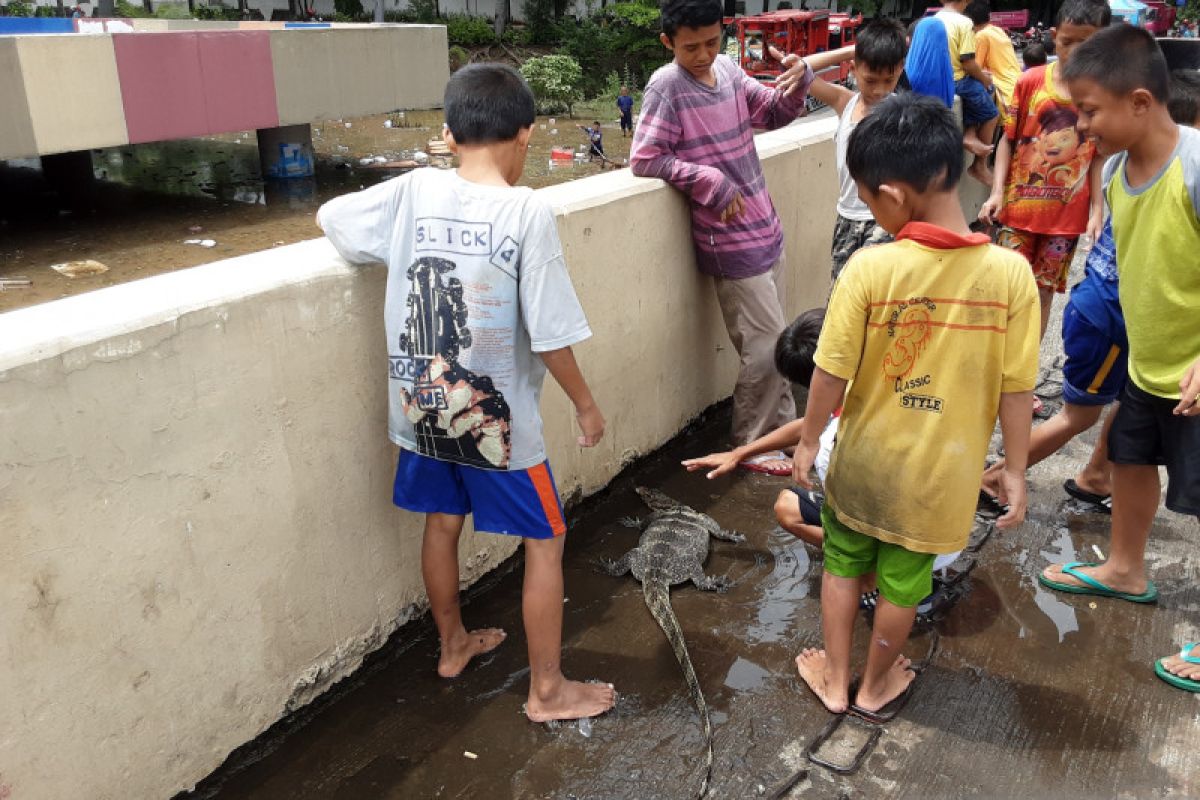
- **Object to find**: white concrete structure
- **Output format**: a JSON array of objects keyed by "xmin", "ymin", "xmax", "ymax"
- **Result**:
[{"xmin": 0, "ymin": 116, "xmax": 985, "ymax": 799}]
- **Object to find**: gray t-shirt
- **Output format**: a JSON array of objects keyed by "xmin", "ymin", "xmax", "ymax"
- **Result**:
[{"xmin": 318, "ymin": 169, "xmax": 591, "ymax": 471}]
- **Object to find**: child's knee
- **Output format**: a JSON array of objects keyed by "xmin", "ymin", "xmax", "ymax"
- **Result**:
[{"xmin": 774, "ymin": 489, "xmax": 800, "ymax": 525}]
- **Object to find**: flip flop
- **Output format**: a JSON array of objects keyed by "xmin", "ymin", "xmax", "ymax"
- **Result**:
[
  {"xmin": 740, "ymin": 452, "xmax": 793, "ymax": 477},
  {"xmin": 1063, "ymin": 479, "xmax": 1112, "ymax": 513},
  {"xmin": 976, "ymin": 489, "xmax": 1009, "ymax": 519},
  {"xmin": 1154, "ymin": 643, "xmax": 1200, "ymax": 692},
  {"xmin": 847, "ymin": 670, "xmax": 919, "ymax": 724},
  {"xmin": 1038, "ymin": 561, "xmax": 1158, "ymax": 603}
]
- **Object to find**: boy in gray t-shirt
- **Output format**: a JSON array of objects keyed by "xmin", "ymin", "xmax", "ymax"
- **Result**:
[{"xmin": 317, "ymin": 65, "xmax": 615, "ymax": 722}]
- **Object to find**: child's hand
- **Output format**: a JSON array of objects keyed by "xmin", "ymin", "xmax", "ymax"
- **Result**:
[
  {"xmin": 769, "ymin": 46, "xmax": 808, "ymax": 97},
  {"xmin": 576, "ymin": 403, "xmax": 606, "ymax": 447},
  {"xmin": 682, "ymin": 451, "xmax": 740, "ymax": 479},
  {"xmin": 978, "ymin": 193, "xmax": 1003, "ymax": 225},
  {"xmin": 1174, "ymin": 357, "xmax": 1200, "ymax": 416},
  {"xmin": 995, "ymin": 467, "xmax": 1027, "ymax": 530},
  {"xmin": 1086, "ymin": 208, "xmax": 1103, "ymax": 242},
  {"xmin": 792, "ymin": 437, "xmax": 819, "ymax": 489},
  {"xmin": 720, "ymin": 192, "xmax": 745, "ymax": 223}
]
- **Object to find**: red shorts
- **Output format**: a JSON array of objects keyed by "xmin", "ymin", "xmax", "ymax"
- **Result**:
[{"xmin": 996, "ymin": 227, "xmax": 1079, "ymax": 294}]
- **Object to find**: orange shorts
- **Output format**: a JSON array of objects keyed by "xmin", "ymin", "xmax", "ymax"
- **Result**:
[{"xmin": 996, "ymin": 227, "xmax": 1079, "ymax": 293}]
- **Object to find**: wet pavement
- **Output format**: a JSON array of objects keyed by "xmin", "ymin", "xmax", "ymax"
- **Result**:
[
  {"xmin": 182, "ymin": 304, "xmax": 1200, "ymax": 799},
  {"xmin": 0, "ymin": 109, "xmax": 636, "ymax": 313}
]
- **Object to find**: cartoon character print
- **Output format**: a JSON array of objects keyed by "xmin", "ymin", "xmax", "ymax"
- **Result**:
[
  {"xmin": 1011, "ymin": 104, "xmax": 1090, "ymax": 204},
  {"xmin": 882, "ymin": 299, "xmax": 936, "ymax": 380},
  {"xmin": 398, "ymin": 257, "xmax": 513, "ymax": 469}
]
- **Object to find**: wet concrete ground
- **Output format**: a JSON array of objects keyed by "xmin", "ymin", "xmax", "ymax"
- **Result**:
[{"xmin": 183, "ymin": 301, "xmax": 1200, "ymax": 799}]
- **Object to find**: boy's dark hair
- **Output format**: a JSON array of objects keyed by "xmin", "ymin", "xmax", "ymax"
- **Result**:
[
  {"xmin": 1038, "ymin": 105, "xmax": 1084, "ymax": 141},
  {"xmin": 1023, "ymin": 42, "xmax": 1047, "ymax": 67},
  {"xmin": 1062, "ymin": 24, "xmax": 1170, "ymax": 104},
  {"xmin": 775, "ymin": 308, "xmax": 826, "ymax": 386},
  {"xmin": 847, "ymin": 93, "xmax": 963, "ymax": 193},
  {"xmin": 444, "ymin": 64, "xmax": 536, "ymax": 145},
  {"xmin": 965, "ymin": 0, "xmax": 991, "ymax": 27},
  {"xmin": 660, "ymin": 0, "xmax": 723, "ymax": 39},
  {"xmin": 1169, "ymin": 69, "xmax": 1200, "ymax": 125},
  {"xmin": 1057, "ymin": 0, "xmax": 1111, "ymax": 27},
  {"xmin": 854, "ymin": 18, "xmax": 908, "ymax": 71}
]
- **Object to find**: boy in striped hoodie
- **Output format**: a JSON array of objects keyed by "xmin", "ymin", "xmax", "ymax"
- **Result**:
[{"xmin": 631, "ymin": 0, "xmax": 814, "ymax": 474}]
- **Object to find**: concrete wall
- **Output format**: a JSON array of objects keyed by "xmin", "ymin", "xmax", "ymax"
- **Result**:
[
  {"xmin": 0, "ymin": 25, "xmax": 447, "ymax": 160},
  {"xmin": 0, "ymin": 115, "xmax": 981, "ymax": 799}
]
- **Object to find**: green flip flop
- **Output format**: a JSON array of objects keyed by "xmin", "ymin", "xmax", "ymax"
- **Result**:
[
  {"xmin": 1037, "ymin": 561, "xmax": 1158, "ymax": 604},
  {"xmin": 1154, "ymin": 643, "xmax": 1200, "ymax": 692}
]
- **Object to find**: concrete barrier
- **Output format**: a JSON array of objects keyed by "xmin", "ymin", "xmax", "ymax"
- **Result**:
[{"xmin": 0, "ymin": 115, "xmax": 991, "ymax": 799}]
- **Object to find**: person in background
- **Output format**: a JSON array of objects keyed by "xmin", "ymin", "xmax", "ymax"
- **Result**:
[
  {"xmin": 617, "ymin": 86, "xmax": 635, "ymax": 137},
  {"xmin": 905, "ymin": 16, "xmax": 955, "ymax": 108},
  {"xmin": 967, "ymin": 0, "xmax": 1021, "ymax": 134},
  {"xmin": 1022, "ymin": 42, "xmax": 1048, "ymax": 69},
  {"xmin": 936, "ymin": 0, "xmax": 1001, "ymax": 184}
]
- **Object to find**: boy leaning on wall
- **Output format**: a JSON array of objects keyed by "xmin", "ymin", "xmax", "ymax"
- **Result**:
[
  {"xmin": 630, "ymin": 0, "xmax": 813, "ymax": 477},
  {"xmin": 316, "ymin": 65, "xmax": 616, "ymax": 723}
]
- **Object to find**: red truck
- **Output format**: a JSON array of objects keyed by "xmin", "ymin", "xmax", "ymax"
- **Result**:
[
  {"xmin": 1142, "ymin": 0, "xmax": 1177, "ymax": 35},
  {"xmin": 730, "ymin": 9, "xmax": 862, "ymax": 101}
]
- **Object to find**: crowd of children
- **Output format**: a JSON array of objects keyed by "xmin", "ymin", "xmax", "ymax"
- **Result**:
[{"xmin": 312, "ymin": 0, "xmax": 1200, "ymax": 733}]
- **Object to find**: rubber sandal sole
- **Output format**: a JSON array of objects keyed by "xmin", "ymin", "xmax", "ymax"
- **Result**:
[
  {"xmin": 1038, "ymin": 564, "xmax": 1158, "ymax": 604},
  {"xmin": 847, "ymin": 671, "xmax": 918, "ymax": 724},
  {"xmin": 1063, "ymin": 478, "xmax": 1112, "ymax": 514},
  {"xmin": 1154, "ymin": 659, "xmax": 1200, "ymax": 692}
]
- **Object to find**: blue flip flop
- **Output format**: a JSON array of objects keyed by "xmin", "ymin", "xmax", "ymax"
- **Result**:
[
  {"xmin": 1037, "ymin": 561, "xmax": 1158, "ymax": 604},
  {"xmin": 1154, "ymin": 643, "xmax": 1200, "ymax": 692}
]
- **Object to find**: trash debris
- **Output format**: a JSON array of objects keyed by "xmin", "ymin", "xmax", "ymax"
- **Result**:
[
  {"xmin": 359, "ymin": 158, "xmax": 375, "ymax": 166},
  {"xmin": 50, "ymin": 260, "xmax": 109, "ymax": 278},
  {"xmin": 183, "ymin": 239, "xmax": 217, "ymax": 248},
  {"xmin": 344, "ymin": 122, "xmax": 352, "ymax": 128},
  {"xmin": 577, "ymin": 716, "xmax": 592, "ymax": 737},
  {"xmin": 374, "ymin": 155, "xmax": 388, "ymax": 163},
  {"xmin": 1088, "ymin": 601, "xmax": 1098, "ymax": 609},
  {"xmin": 549, "ymin": 118, "xmax": 556, "ymax": 125},
  {"xmin": 412, "ymin": 151, "xmax": 430, "ymax": 164},
  {"xmin": 550, "ymin": 129, "xmax": 558, "ymax": 135},
  {"xmin": 188, "ymin": 225, "xmax": 204, "ymax": 234},
  {"xmin": 1092, "ymin": 544, "xmax": 1105, "ymax": 561},
  {"xmin": 0, "ymin": 277, "xmax": 32, "ymax": 290},
  {"xmin": 384, "ymin": 119, "xmax": 393, "ymax": 128},
  {"xmin": 463, "ymin": 751, "xmax": 478, "ymax": 760}
]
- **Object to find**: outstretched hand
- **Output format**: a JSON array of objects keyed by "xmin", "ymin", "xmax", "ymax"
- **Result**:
[
  {"xmin": 1175, "ymin": 357, "xmax": 1200, "ymax": 416},
  {"xmin": 792, "ymin": 437, "xmax": 819, "ymax": 489},
  {"xmin": 682, "ymin": 450, "xmax": 741, "ymax": 480},
  {"xmin": 995, "ymin": 467, "xmax": 1028, "ymax": 530},
  {"xmin": 770, "ymin": 45, "xmax": 809, "ymax": 98}
]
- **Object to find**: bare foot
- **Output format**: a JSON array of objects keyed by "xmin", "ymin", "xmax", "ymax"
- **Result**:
[
  {"xmin": 795, "ymin": 648, "xmax": 849, "ymax": 713},
  {"xmin": 437, "ymin": 628, "xmax": 506, "ymax": 678},
  {"xmin": 1160, "ymin": 644, "xmax": 1200, "ymax": 681},
  {"xmin": 968, "ymin": 160, "xmax": 994, "ymax": 186},
  {"xmin": 526, "ymin": 679, "xmax": 616, "ymax": 722},
  {"xmin": 964, "ymin": 138, "xmax": 994, "ymax": 157},
  {"xmin": 1040, "ymin": 562, "xmax": 1149, "ymax": 596},
  {"xmin": 853, "ymin": 655, "xmax": 915, "ymax": 713}
]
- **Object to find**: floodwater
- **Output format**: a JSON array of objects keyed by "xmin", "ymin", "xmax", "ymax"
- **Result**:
[
  {"xmin": 180, "ymin": 367, "xmax": 1200, "ymax": 799},
  {"xmin": 0, "ymin": 109, "xmax": 634, "ymax": 313}
]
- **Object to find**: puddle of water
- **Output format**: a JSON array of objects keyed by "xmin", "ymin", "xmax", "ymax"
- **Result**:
[{"xmin": 723, "ymin": 656, "xmax": 771, "ymax": 692}]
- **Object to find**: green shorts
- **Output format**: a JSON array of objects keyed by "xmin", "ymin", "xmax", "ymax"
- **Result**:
[{"xmin": 821, "ymin": 505, "xmax": 934, "ymax": 608}]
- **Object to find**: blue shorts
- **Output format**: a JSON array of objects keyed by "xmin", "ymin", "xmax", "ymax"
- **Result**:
[
  {"xmin": 956, "ymin": 76, "xmax": 998, "ymax": 127},
  {"xmin": 392, "ymin": 449, "xmax": 567, "ymax": 539},
  {"xmin": 1061, "ymin": 304, "xmax": 1128, "ymax": 406}
]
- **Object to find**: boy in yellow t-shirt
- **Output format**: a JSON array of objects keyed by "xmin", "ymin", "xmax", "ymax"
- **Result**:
[
  {"xmin": 793, "ymin": 93, "xmax": 1039, "ymax": 718},
  {"xmin": 966, "ymin": 0, "xmax": 1020, "ymax": 128},
  {"xmin": 1040, "ymin": 25, "xmax": 1200, "ymax": 694}
]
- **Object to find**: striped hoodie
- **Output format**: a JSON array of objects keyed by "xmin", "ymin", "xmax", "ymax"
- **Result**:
[{"xmin": 630, "ymin": 55, "xmax": 812, "ymax": 278}]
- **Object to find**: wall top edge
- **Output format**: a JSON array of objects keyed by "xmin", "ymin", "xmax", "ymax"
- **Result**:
[{"xmin": 0, "ymin": 119, "xmax": 836, "ymax": 374}]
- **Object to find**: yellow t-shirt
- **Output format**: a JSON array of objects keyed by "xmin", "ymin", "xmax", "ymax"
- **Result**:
[
  {"xmin": 975, "ymin": 24, "xmax": 1020, "ymax": 114},
  {"xmin": 936, "ymin": 9, "xmax": 977, "ymax": 81},
  {"xmin": 815, "ymin": 223, "xmax": 1040, "ymax": 554},
  {"xmin": 1105, "ymin": 126, "xmax": 1200, "ymax": 399}
]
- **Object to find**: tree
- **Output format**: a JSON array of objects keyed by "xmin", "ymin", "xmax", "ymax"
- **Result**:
[{"xmin": 520, "ymin": 54, "xmax": 584, "ymax": 116}]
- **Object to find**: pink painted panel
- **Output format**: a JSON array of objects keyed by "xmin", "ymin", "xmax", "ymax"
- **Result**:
[
  {"xmin": 114, "ymin": 33, "xmax": 207, "ymax": 143},
  {"xmin": 197, "ymin": 32, "xmax": 278, "ymax": 133}
]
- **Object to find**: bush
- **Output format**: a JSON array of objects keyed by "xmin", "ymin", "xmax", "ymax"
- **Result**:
[
  {"xmin": 448, "ymin": 44, "xmax": 469, "ymax": 71},
  {"xmin": 4, "ymin": 0, "xmax": 34, "ymax": 15},
  {"xmin": 115, "ymin": 0, "xmax": 153, "ymax": 16},
  {"xmin": 154, "ymin": 2, "xmax": 191, "ymax": 18},
  {"xmin": 33, "ymin": 3, "xmax": 56, "ymax": 15},
  {"xmin": 195, "ymin": 2, "xmax": 241, "ymax": 19},
  {"xmin": 560, "ymin": 2, "xmax": 666, "ymax": 98},
  {"xmin": 407, "ymin": 0, "xmax": 437, "ymax": 22},
  {"xmin": 334, "ymin": 0, "xmax": 362, "ymax": 16},
  {"xmin": 522, "ymin": 0, "xmax": 556, "ymax": 44},
  {"xmin": 520, "ymin": 54, "xmax": 584, "ymax": 115},
  {"xmin": 445, "ymin": 13, "xmax": 494, "ymax": 47},
  {"xmin": 501, "ymin": 24, "xmax": 529, "ymax": 45}
]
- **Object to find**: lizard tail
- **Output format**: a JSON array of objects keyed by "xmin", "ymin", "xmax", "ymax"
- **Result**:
[{"xmin": 643, "ymin": 578, "xmax": 714, "ymax": 799}]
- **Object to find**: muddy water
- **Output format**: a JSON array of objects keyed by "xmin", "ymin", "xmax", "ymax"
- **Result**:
[
  {"xmin": 180, "ymin": 397, "xmax": 1200, "ymax": 800},
  {"xmin": 0, "ymin": 109, "xmax": 634, "ymax": 314}
]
